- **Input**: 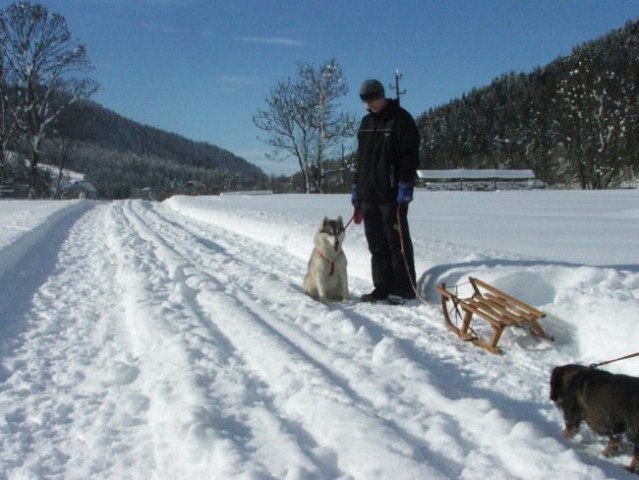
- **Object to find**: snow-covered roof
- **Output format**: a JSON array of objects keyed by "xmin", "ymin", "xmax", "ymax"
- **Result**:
[
  {"xmin": 41, "ymin": 163, "xmax": 86, "ymax": 181},
  {"xmin": 63, "ymin": 180, "xmax": 97, "ymax": 193},
  {"xmin": 418, "ymin": 169, "xmax": 535, "ymax": 180}
]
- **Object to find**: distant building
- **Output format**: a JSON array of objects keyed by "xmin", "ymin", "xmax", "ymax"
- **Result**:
[
  {"xmin": 61, "ymin": 180, "xmax": 97, "ymax": 199},
  {"xmin": 417, "ymin": 169, "xmax": 545, "ymax": 191}
]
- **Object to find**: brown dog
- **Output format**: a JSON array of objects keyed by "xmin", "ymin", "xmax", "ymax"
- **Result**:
[{"xmin": 550, "ymin": 364, "xmax": 639, "ymax": 474}]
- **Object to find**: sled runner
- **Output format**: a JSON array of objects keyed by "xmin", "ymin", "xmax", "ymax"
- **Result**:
[{"xmin": 435, "ymin": 277, "xmax": 553, "ymax": 354}]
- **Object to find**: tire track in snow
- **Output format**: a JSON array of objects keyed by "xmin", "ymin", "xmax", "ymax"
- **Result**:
[
  {"xmin": 149, "ymin": 199, "xmax": 571, "ymax": 479},
  {"xmin": 114, "ymin": 199, "xmax": 571, "ymax": 479},
  {"xmin": 109, "ymin": 200, "xmax": 332, "ymax": 479},
  {"xmin": 128, "ymin": 200, "xmax": 451, "ymax": 478},
  {"xmin": 0, "ymin": 203, "xmax": 155, "ymax": 479}
]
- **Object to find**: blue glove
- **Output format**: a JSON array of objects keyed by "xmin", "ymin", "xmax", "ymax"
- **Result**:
[
  {"xmin": 397, "ymin": 182, "xmax": 413, "ymax": 204},
  {"xmin": 351, "ymin": 183, "xmax": 359, "ymax": 207}
]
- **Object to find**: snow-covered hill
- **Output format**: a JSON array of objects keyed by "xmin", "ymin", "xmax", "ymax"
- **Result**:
[{"xmin": 0, "ymin": 190, "xmax": 638, "ymax": 479}]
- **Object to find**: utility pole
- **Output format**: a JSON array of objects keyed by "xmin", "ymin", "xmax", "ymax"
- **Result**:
[{"xmin": 390, "ymin": 69, "xmax": 406, "ymax": 106}]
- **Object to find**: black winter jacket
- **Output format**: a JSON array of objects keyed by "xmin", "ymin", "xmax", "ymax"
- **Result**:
[{"xmin": 354, "ymin": 99, "xmax": 420, "ymax": 203}]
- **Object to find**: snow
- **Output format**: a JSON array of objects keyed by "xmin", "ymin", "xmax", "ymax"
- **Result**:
[{"xmin": 0, "ymin": 190, "xmax": 638, "ymax": 480}]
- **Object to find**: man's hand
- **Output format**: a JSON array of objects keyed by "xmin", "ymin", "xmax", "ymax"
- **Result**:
[
  {"xmin": 397, "ymin": 182, "xmax": 413, "ymax": 204},
  {"xmin": 351, "ymin": 183, "xmax": 360, "ymax": 207}
]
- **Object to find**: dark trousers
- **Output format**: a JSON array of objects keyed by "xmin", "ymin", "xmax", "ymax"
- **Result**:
[{"xmin": 361, "ymin": 201, "xmax": 416, "ymax": 297}]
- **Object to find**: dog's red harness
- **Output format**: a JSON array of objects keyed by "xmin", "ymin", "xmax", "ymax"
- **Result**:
[{"xmin": 316, "ymin": 251, "xmax": 335, "ymax": 275}]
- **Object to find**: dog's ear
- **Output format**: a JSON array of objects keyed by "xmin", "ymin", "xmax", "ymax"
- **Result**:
[
  {"xmin": 550, "ymin": 364, "xmax": 583, "ymax": 401},
  {"xmin": 322, "ymin": 216, "xmax": 329, "ymax": 227},
  {"xmin": 337, "ymin": 216, "xmax": 343, "ymax": 228}
]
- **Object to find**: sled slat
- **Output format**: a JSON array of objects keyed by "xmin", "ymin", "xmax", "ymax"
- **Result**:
[{"xmin": 436, "ymin": 276, "xmax": 553, "ymax": 355}]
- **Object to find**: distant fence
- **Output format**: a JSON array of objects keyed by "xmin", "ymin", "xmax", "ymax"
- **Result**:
[{"xmin": 0, "ymin": 182, "xmax": 30, "ymax": 199}]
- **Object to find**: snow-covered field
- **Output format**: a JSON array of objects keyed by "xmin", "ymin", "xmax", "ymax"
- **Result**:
[{"xmin": 0, "ymin": 190, "xmax": 638, "ymax": 479}]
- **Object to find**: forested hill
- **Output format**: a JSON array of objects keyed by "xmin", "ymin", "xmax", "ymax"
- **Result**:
[
  {"xmin": 49, "ymin": 100, "xmax": 268, "ymax": 199},
  {"xmin": 60, "ymin": 100, "xmax": 254, "ymax": 171},
  {"xmin": 417, "ymin": 18, "xmax": 639, "ymax": 189}
]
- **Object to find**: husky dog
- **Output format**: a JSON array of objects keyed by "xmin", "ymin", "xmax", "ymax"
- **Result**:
[{"xmin": 303, "ymin": 216, "xmax": 349, "ymax": 302}]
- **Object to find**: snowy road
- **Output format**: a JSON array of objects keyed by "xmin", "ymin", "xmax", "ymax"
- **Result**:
[
  {"xmin": 1, "ymin": 193, "xmax": 638, "ymax": 479},
  {"xmin": 107, "ymin": 200, "xmax": 441, "ymax": 478}
]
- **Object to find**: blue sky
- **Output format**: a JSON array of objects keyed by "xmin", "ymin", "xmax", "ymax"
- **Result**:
[{"xmin": 5, "ymin": 0, "xmax": 638, "ymax": 176}]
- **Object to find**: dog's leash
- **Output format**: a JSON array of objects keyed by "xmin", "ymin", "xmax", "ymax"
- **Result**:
[
  {"xmin": 590, "ymin": 351, "xmax": 639, "ymax": 369},
  {"xmin": 343, "ymin": 208, "xmax": 360, "ymax": 230},
  {"xmin": 396, "ymin": 205, "xmax": 430, "ymax": 306}
]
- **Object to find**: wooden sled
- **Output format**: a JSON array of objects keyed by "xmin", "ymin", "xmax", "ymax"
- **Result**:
[{"xmin": 435, "ymin": 276, "xmax": 553, "ymax": 354}]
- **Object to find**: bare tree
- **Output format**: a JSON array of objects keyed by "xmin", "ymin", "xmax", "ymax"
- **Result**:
[
  {"xmin": 0, "ymin": 1, "xmax": 98, "ymax": 196},
  {"xmin": 47, "ymin": 136, "xmax": 73, "ymax": 198},
  {"xmin": 254, "ymin": 77, "xmax": 313, "ymax": 191},
  {"xmin": 254, "ymin": 59, "xmax": 356, "ymax": 193},
  {"xmin": 0, "ymin": 32, "xmax": 18, "ymax": 184}
]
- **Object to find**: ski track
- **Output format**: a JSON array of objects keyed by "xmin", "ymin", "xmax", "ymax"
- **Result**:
[
  {"xmin": 111, "ymin": 200, "xmax": 445, "ymax": 479},
  {"xmin": 0, "ymin": 202, "xmax": 153, "ymax": 479},
  {"xmin": 0, "ymin": 199, "xmax": 620, "ymax": 479}
]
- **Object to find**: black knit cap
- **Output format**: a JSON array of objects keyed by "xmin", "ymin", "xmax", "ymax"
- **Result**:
[{"xmin": 359, "ymin": 79, "xmax": 385, "ymax": 101}]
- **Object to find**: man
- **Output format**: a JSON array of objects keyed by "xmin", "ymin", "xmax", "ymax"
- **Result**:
[{"xmin": 352, "ymin": 79, "xmax": 420, "ymax": 305}]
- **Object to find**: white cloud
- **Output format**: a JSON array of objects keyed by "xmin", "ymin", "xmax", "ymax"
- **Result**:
[
  {"xmin": 239, "ymin": 36, "xmax": 304, "ymax": 47},
  {"xmin": 88, "ymin": 0, "xmax": 187, "ymax": 5}
]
